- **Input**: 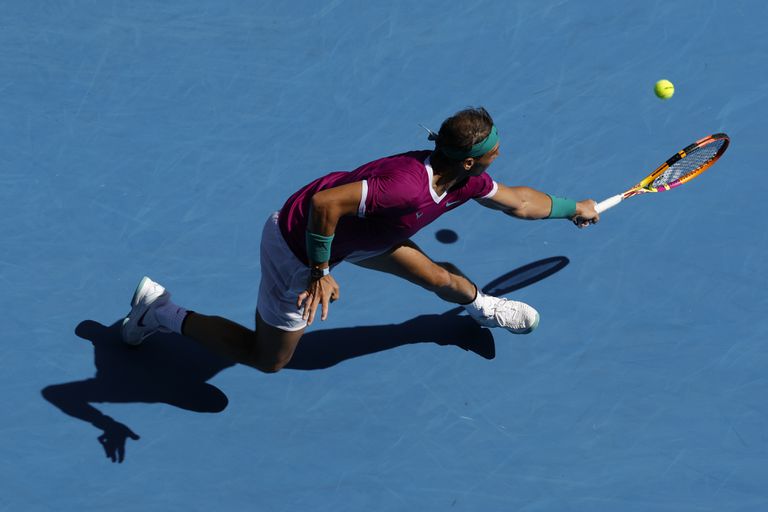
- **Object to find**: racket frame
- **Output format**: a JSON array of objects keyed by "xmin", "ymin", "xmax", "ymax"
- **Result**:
[{"xmin": 595, "ymin": 133, "xmax": 729, "ymax": 214}]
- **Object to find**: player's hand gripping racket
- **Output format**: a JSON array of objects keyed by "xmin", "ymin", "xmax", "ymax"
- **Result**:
[{"xmin": 595, "ymin": 133, "xmax": 730, "ymax": 214}]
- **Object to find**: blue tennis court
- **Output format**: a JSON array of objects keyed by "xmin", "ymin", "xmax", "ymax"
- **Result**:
[{"xmin": 3, "ymin": 1, "xmax": 767, "ymax": 510}]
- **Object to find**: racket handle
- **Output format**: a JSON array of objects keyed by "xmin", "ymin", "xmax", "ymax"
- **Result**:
[{"xmin": 595, "ymin": 194, "xmax": 624, "ymax": 214}]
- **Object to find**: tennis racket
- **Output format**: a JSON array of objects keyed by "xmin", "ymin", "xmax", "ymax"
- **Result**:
[{"xmin": 595, "ymin": 133, "xmax": 730, "ymax": 214}]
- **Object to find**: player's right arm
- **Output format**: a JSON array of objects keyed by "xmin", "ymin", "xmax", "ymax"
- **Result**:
[
  {"xmin": 298, "ymin": 181, "xmax": 363, "ymax": 325},
  {"xmin": 477, "ymin": 183, "xmax": 598, "ymax": 227}
]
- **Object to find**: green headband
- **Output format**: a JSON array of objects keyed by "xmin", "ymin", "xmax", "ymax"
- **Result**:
[{"xmin": 437, "ymin": 125, "xmax": 499, "ymax": 160}]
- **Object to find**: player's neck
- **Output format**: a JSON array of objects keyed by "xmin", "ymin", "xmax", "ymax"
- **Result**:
[{"xmin": 431, "ymin": 155, "xmax": 467, "ymax": 195}]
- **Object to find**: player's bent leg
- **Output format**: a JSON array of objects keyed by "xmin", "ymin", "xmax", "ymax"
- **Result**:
[
  {"xmin": 120, "ymin": 274, "xmax": 307, "ymax": 371},
  {"xmin": 181, "ymin": 312, "xmax": 304, "ymax": 373}
]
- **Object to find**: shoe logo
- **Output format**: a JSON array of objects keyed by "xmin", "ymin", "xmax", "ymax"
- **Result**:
[
  {"xmin": 415, "ymin": 211, "xmax": 423, "ymax": 219},
  {"xmin": 137, "ymin": 309, "xmax": 149, "ymax": 327},
  {"xmin": 446, "ymin": 200, "xmax": 462, "ymax": 207}
]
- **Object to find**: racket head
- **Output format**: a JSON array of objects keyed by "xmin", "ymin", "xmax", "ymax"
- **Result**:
[{"xmin": 636, "ymin": 133, "xmax": 729, "ymax": 194}]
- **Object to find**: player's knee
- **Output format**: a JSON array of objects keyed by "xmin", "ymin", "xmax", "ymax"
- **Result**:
[
  {"xmin": 248, "ymin": 315, "xmax": 303, "ymax": 373},
  {"xmin": 253, "ymin": 353, "xmax": 292, "ymax": 373},
  {"xmin": 244, "ymin": 349, "xmax": 285, "ymax": 373},
  {"xmin": 246, "ymin": 337, "xmax": 294, "ymax": 374}
]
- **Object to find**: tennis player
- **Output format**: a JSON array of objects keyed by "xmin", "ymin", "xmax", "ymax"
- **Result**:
[{"xmin": 121, "ymin": 107, "xmax": 599, "ymax": 372}]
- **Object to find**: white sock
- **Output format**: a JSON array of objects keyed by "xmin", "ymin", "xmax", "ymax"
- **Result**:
[
  {"xmin": 153, "ymin": 298, "xmax": 188, "ymax": 334},
  {"xmin": 462, "ymin": 288, "xmax": 490, "ymax": 319}
]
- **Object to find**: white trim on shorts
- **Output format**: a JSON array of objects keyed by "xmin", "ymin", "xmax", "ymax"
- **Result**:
[
  {"xmin": 257, "ymin": 212, "xmax": 310, "ymax": 331},
  {"xmin": 358, "ymin": 179, "xmax": 368, "ymax": 217}
]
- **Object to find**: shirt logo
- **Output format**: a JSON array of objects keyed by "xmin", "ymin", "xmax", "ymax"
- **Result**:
[
  {"xmin": 446, "ymin": 200, "xmax": 462, "ymax": 207},
  {"xmin": 416, "ymin": 211, "xmax": 424, "ymax": 219}
]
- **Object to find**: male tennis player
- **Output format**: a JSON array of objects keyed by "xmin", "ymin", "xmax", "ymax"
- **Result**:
[{"xmin": 121, "ymin": 107, "xmax": 599, "ymax": 372}]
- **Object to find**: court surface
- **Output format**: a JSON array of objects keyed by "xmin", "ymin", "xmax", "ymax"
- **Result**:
[{"xmin": 3, "ymin": 1, "xmax": 767, "ymax": 510}]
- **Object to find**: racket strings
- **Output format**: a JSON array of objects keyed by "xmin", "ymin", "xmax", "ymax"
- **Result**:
[{"xmin": 651, "ymin": 139, "xmax": 726, "ymax": 188}]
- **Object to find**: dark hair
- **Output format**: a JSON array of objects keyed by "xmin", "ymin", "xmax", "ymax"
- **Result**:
[{"xmin": 433, "ymin": 107, "xmax": 494, "ymax": 157}]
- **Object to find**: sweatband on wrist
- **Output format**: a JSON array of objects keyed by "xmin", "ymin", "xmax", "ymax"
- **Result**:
[
  {"xmin": 306, "ymin": 231, "xmax": 334, "ymax": 263},
  {"xmin": 547, "ymin": 195, "xmax": 577, "ymax": 219}
]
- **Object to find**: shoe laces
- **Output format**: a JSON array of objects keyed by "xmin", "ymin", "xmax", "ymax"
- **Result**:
[{"xmin": 484, "ymin": 298, "xmax": 532, "ymax": 329}]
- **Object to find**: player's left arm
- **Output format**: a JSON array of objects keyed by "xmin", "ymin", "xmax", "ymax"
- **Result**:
[{"xmin": 475, "ymin": 182, "xmax": 599, "ymax": 228}]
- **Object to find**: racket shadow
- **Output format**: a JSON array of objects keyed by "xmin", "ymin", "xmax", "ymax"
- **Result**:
[
  {"xmin": 443, "ymin": 256, "xmax": 570, "ymax": 316},
  {"xmin": 287, "ymin": 256, "xmax": 570, "ymax": 370}
]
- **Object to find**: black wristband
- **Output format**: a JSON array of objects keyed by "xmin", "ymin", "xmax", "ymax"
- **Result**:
[{"xmin": 310, "ymin": 267, "xmax": 330, "ymax": 280}]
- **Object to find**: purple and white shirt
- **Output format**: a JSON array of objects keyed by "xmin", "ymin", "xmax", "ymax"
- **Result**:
[{"xmin": 278, "ymin": 150, "xmax": 498, "ymax": 265}]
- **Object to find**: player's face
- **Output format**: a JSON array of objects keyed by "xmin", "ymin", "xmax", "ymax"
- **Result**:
[{"xmin": 467, "ymin": 143, "xmax": 500, "ymax": 176}]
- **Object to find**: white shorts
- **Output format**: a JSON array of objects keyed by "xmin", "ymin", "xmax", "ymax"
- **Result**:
[
  {"xmin": 257, "ymin": 212, "xmax": 311, "ymax": 331},
  {"xmin": 256, "ymin": 212, "xmax": 393, "ymax": 330}
]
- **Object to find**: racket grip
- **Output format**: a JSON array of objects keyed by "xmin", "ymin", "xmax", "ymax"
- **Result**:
[{"xmin": 595, "ymin": 194, "xmax": 623, "ymax": 214}]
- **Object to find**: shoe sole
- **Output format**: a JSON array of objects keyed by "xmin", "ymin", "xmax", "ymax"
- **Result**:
[{"xmin": 131, "ymin": 276, "xmax": 151, "ymax": 307}]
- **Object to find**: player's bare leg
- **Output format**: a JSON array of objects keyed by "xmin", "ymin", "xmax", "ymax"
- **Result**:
[
  {"xmin": 353, "ymin": 240, "xmax": 476, "ymax": 304},
  {"xmin": 354, "ymin": 240, "xmax": 539, "ymax": 334}
]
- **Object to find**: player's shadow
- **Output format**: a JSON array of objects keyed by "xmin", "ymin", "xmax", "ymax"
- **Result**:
[
  {"xmin": 288, "ymin": 313, "xmax": 495, "ymax": 370},
  {"xmin": 42, "ymin": 256, "xmax": 569, "ymax": 462},
  {"xmin": 41, "ymin": 320, "xmax": 235, "ymax": 462}
]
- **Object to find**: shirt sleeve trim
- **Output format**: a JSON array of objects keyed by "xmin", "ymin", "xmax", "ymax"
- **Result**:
[{"xmin": 481, "ymin": 180, "xmax": 498, "ymax": 199}]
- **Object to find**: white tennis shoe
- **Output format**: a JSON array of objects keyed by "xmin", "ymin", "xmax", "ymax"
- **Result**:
[
  {"xmin": 121, "ymin": 276, "xmax": 171, "ymax": 345},
  {"xmin": 468, "ymin": 295, "xmax": 540, "ymax": 334}
]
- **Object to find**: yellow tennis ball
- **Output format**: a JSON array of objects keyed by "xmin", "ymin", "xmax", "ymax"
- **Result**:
[{"xmin": 654, "ymin": 79, "xmax": 674, "ymax": 99}]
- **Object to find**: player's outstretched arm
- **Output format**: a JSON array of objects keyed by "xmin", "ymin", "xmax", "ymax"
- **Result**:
[
  {"xmin": 298, "ymin": 181, "xmax": 363, "ymax": 324},
  {"xmin": 475, "ymin": 183, "xmax": 599, "ymax": 228}
]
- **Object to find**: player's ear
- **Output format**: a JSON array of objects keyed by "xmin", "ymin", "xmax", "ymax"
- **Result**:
[{"xmin": 462, "ymin": 158, "xmax": 475, "ymax": 171}]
